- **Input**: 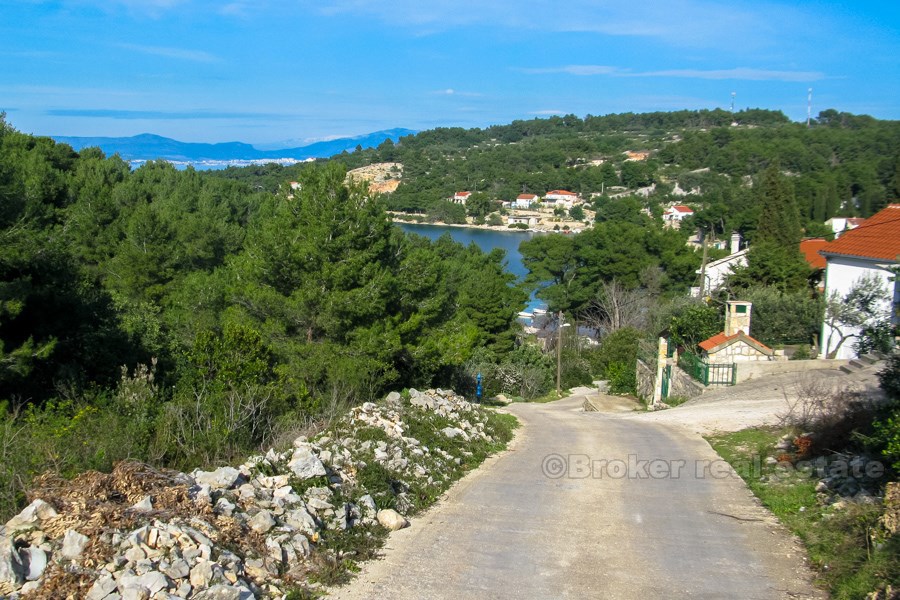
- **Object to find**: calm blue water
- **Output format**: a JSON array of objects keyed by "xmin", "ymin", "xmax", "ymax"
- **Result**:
[{"xmin": 396, "ymin": 222, "xmax": 545, "ymax": 312}]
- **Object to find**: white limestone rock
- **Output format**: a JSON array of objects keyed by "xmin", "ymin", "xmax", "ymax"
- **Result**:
[
  {"xmin": 61, "ymin": 529, "xmax": 90, "ymax": 560},
  {"xmin": 131, "ymin": 496, "xmax": 154, "ymax": 513},
  {"xmin": 287, "ymin": 446, "xmax": 326, "ymax": 480},
  {"xmin": 86, "ymin": 573, "xmax": 118, "ymax": 600},
  {"xmin": 5, "ymin": 499, "xmax": 58, "ymax": 532},
  {"xmin": 376, "ymin": 509, "xmax": 409, "ymax": 531},
  {"xmin": 248, "ymin": 510, "xmax": 276, "ymax": 534},
  {"xmin": 0, "ymin": 535, "xmax": 24, "ymax": 587},
  {"xmin": 193, "ymin": 467, "xmax": 244, "ymax": 490}
]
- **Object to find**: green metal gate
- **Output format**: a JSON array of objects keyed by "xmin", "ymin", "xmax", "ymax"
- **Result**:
[
  {"xmin": 678, "ymin": 351, "xmax": 736, "ymax": 386},
  {"xmin": 660, "ymin": 364, "xmax": 671, "ymax": 399}
]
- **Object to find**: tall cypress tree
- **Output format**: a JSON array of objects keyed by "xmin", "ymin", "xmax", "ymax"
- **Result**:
[
  {"xmin": 730, "ymin": 163, "xmax": 812, "ymax": 292},
  {"xmin": 755, "ymin": 162, "xmax": 801, "ymax": 248}
]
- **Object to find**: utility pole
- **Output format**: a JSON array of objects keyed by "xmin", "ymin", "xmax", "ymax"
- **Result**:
[{"xmin": 556, "ymin": 311, "xmax": 564, "ymax": 397}]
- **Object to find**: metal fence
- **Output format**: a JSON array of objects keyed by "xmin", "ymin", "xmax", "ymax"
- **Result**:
[{"xmin": 678, "ymin": 351, "xmax": 736, "ymax": 386}]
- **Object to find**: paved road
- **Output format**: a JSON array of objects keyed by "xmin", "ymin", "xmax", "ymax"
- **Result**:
[{"xmin": 331, "ymin": 392, "xmax": 824, "ymax": 600}]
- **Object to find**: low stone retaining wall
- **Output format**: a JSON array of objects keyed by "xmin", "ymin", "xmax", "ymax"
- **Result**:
[{"xmin": 734, "ymin": 359, "xmax": 850, "ymax": 384}]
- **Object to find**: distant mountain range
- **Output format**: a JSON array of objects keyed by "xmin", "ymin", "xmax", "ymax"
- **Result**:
[{"xmin": 52, "ymin": 128, "xmax": 417, "ymax": 163}]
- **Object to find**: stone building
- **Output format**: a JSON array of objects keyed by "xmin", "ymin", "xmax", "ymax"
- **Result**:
[{"xmin": 698, "ymin": 301, "xmax": 778, "ymax": 364}]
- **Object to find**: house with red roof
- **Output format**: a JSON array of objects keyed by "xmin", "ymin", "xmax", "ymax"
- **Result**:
[
  {"xmin": 452, "ymin": 191, "xmax": 471, "ymax": 205},
  {"xmin": 800, "ymin": 237, "xmax": 830, "ymax": 291},
  {"xmin": 663, "ymin": 205, "xmax": 694, "ymax": 229},
  {"xmin": 799, "ymin": 238, "xmax": 829, "ymax": 271},
  {"xmin": 698, "ymin": 301, "xmax": 776, "ymax": 364},
  {"xmin": 543, "ymin": 190, "xmax": 579, "ymax": 208},
  {"xmin": 819, "ymin": 204, "xmax": 900, "ymax": 359},
  {"xmin": 513, "ymin": 193, "xmax": 540, "ymax": 209}
]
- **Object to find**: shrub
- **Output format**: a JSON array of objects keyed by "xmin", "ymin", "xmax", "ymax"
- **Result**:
[
  {"xmin": 606, "ymin": 362, "xmax": 637, "ymax": 395},
  {"xmin": 779, "ymin": 375, "xmax": 880, "ymax": 456},
  {"xmin": 789, "ymin": 344, "xmax": 812, "ymax": 360},
  {"xmin": 877, "ymin": 350, "xmax": 900, "ymax": 400},
  {"xmin": 589, "ymin": 327, "xmax": 640, "ymax": 387}
]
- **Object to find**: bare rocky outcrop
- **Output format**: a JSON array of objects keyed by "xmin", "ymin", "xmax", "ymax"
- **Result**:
[
  {"xmin": 0, "ymin": 388, "xmax": 497, "ymax": 599},
  {"xmin": 346, "ymin": 162, "xmax": 402, "ymax": 194}
]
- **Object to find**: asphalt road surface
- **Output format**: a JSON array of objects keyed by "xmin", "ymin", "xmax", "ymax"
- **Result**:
[{"xmin": 331, "ymin": 393, "xmax": 824, "ymax": 600}]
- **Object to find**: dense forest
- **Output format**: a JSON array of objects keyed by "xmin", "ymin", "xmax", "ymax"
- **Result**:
[
  {"xmin": 1, "ymin": 106, "xmax": 898, "ymax": 519},
  {"xmin": 214, "ymin": 107, "xmax": 899, "ymax": 239},
  {"xmin": 0, "ymin": 114, "xmax": 528, "ymax": 515}
]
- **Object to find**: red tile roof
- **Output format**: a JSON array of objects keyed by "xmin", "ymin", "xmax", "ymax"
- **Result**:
[
  {"xmin": 517, "ymin": 194, "xmax": 538, "ymax": 200},
  {"xmin": 455, "ymin": 191, "xmax": 471, "ymax": 196},
  {"xmin": 547, "ymin": 190, "xmax": 576, "ymax": 196},
  {"xmin": 820, "ymin": 204, "xmax": 900, "ymax": 262},
  {"xmin": 799, "ymin": 238, "xmax": 829, "ymax": 269},
  {"xmin": 671, "ymin": 205, "xmax": 693, "ymax": 213},
  {"xmin": 698, "ymin": 331, "xmax": 773, "ymax": 354},
  {"xmin": 699, "ymin": 332, "xmax": 731, "ymax": 351}
]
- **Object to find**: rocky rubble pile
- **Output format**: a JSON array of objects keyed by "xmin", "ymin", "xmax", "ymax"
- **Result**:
[
  {"xmin": 770, "ymin": 433, "xmax": 886, "ymax": 508},
  {"xmin": 0, "ymin": 388, "xmax": 508, "ymax": 599}
]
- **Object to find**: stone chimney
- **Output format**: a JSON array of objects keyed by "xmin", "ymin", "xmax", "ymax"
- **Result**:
[
  {"xmin": 730, "ymin": 231, "xmax": 741, "ymax": 255},
  {"xmin": 725, "ymin": 301, "xmax": 752, "ymax": 336}
]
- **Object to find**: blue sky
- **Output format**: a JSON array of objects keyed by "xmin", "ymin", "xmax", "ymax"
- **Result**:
[{"xmin": 2, "ymin": 0, "xmax": 898, "ymax": 145}]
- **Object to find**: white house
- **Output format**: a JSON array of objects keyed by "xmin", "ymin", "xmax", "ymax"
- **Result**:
[
  {"xmin": 819, "ymin": 204, "xmax": 900, "ymax": 359},
  {"xmin": 692, "ymin": 234, "xmax": 747, "ymax": 297},
  {"xmin": 824, "ymin": 216, "xmax": 866, "ymax": 238},
  {"xmin": 513, "ymin": 193, "xmax": 540, "ymax": 209},
  {"xmin": 452, "ymin": 191, "xmax": 471, "ymax": 205},
  {"xmin": 508, "ymin": 215, "xmax": 539, "ymax": 227},
  {"xmin": 543, "ymin": 190, "xmax": 579, "ymax": 209},
  {"xmin": 663, "ymin": 204, "xmax": 694, "ymax": 225}
]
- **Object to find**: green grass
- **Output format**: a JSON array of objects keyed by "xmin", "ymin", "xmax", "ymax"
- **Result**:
[
  {"xmin": 708, "ymin": 428, "xmax": 899, "ymax": 599},
  {"xmin": 662, "ymin": 395, "xmax": 690, "ymax": 407}
]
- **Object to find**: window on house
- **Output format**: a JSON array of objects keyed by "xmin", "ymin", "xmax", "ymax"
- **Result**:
[{"xmin": 735, "ymin": 305, "xmax": 747, "ymax": 314}]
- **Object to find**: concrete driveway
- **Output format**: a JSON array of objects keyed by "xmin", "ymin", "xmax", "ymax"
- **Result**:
[{"xmin": 330, "ymin": 390, "xmax": 826, "ymax": 599}]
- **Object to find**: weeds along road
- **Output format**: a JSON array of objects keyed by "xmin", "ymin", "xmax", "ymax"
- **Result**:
[{"xmin": 330, "ymin": 393, "xmax": 824, "ymax": 600}]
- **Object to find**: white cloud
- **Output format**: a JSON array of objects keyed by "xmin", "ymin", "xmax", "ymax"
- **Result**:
[
  {"xmin": 634, "ymin": 67, "xmax": 825, "ymax": 82},
  {"xmin": 0, "ymin": 84, "xmax": 140, "ymax": 97},
  {"xmin": 303, "ymin": 0, "xmax": 791, "ymax": 48},
  {"xmin": 529, "ymin": 109, "xmax": 566, "ymax": 115},
  {"xmin": 118, "ymin": 43, "xmax": 220, "ymax": 63},
  {"xmin": 522, "ymin": 65, "xmax": 619, "ymax": 76},
  {"xmin": 431, "ymin": 88, "xmax": 483, "ymax": 97},
  {"xmin": 522, "ymin": 64, "xmax": 825, "ymax": 82}
]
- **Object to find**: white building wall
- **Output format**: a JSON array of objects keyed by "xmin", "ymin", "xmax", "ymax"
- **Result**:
[
  {"xmin": 695, "ymin": 251, "xmax": 748, "ymax": 297},
  {"xmin": 820, "ymin": 256, "xmax": 897, "ymax": 359}
]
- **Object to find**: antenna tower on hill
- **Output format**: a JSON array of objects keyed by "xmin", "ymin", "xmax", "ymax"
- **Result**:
[{"xmin": 807, "ymin": 88, "xmax": 813, "ymax": 128}]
